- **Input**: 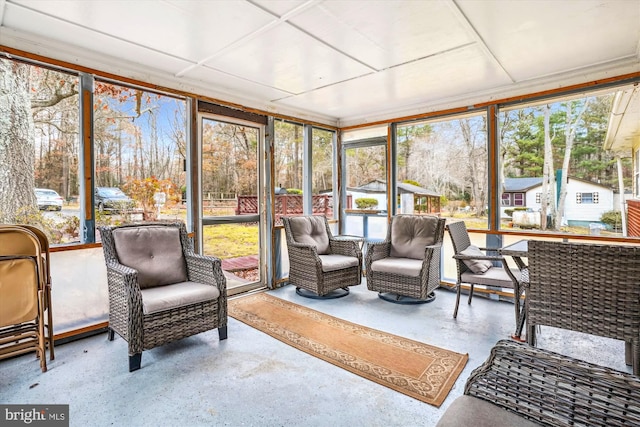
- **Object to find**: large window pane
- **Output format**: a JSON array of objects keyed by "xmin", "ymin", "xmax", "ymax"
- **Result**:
[
  {"xmin": 93, "ymin": 81, "xmax": 187, "ymax": 235},
  {"xmin": 396, "ymin": 112, "xmax": 488, "ymax": 229},
  {"xmin": 344, "ymin": 144, "xmax": 387, "ymax": 240},
  {"xmin": 498, "ymin": 90, "xmax": 632, "ymax": 236},
  {"xmin": 312, "ymin": 127, "xmax": 334, "ymax": 218},
  {"xmin": 0, "ymin": 59, "xmax": 80, "ymax": 245}
]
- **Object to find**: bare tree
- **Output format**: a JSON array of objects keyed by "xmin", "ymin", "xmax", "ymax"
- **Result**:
[
  {"xmin": 0, "ymin": 60, "xmax": 36, "ymax": 222},
  {"xmin": 540, "ymin": 104, "xmax": 555, "ymax": 230},
  {"xmin": 554, "ymin": 99, "xmax": 590, "ymax": 229}
]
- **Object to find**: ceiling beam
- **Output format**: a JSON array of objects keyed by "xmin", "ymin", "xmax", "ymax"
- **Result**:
[
  {"xmin": 446, "ymin": 0, "xmax": 515, "ymax": 83},
  {"xmin": 175, "ymin": 0, "xmax": 324, "ymax": 78}
]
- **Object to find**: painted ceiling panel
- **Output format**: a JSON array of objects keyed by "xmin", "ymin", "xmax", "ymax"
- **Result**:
[
  {"xmin": 2, "ymin": 4, "xmax": 193, "ymax": 74},
  {"xmin": 183, "ymin": 64, "xmax": 294, "ymax": 102},
  {"xmin": 203, "ymin": 22, "xmax": 373, "ymax": 94},
  {"xmin": 250, "ymin": 0, "xmax": 311, "ymax": 17},
  {"xmin": 458, "ymin": 0, "xmax": 640, "ymax": 81},
  {"xmin": 274, "ymin": 44, "xmax": 512, "ymax": 119},
  {"xmin": 289, "ymin": 1, "xmax": 476, "ymax": 70},
  {"xmin": 9, "ymin": 0, "xmax": 276, "ymax": 63}
]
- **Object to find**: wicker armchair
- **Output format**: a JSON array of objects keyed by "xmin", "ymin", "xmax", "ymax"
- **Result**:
[
  {"xmin": 437, "ymin": 340, "xmax": 640, "ymax": 427},
  {"xmin": 365, "ymin": 215, "xmax": 445, "ymax": 304},
  {"xmin": 282, "ymin": 215, "xmax": 362, "ymax": 299},
  {"xmin": 99, "ymin": 222, "xmax": 227, "ymax": 371},
  {"xmin": 446, "ymin": 221, "xmax": 523, "ymax": 325},
  {"xmin": 527, "ymin": 240, "xmax": 640, "ymax": 376}
]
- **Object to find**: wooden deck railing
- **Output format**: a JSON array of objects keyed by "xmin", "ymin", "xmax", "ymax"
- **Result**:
[{"xmin": 236, "ymin": 194, "xmax": 333, "ymax": 224}]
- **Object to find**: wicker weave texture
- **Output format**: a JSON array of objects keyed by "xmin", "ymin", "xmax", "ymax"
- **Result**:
[
  {"xmin": 99, "ymin": 222, "xmax": 227, "ymax": 362},
  {"xmin": 365, "ymin": 215, "xmax": 445, "ymax": 299},
  {"xmin": 465, "ymin": 340, "xmax": 640, "ymax": 427},
  {"xmin": 283, "ymin": 216, "xmax": 362, "ymax": 296},
  {"xmin": 527, "ymin": 240, "xmax": 640, "ymax": 375}
]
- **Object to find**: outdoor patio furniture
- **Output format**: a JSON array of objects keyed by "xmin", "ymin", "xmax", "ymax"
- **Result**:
[
  {"xmin": 446, "ymin": 221, "xmax": 523, "ymax": 327},
  {"xmin": 99, "ymin": 222, "xmax": 227, "ymax": 371},
  {"xmin": 436, "ymin": 339, "xmax": 640, "ymax": 427},
  {"xmin": 0, "ymin": 225, "xmax": 49, "ymax": 372},
  {"xmin": 365, "ymin": 215, "xmax": 445, "ymax": 304},
  {"xmin": 282, "ymin": 215, "xmax": 362, "ymax": 299},
  {"xmin": 527, "ymin": 240, "xmax": 640, "ymax": 375}
]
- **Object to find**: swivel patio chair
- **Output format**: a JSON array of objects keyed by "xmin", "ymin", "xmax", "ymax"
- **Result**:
[
  {"xmin": 365, "ymin": 215, "xmax": 445, "ymax": 304},
  {"xmin": 283, "ymin": 215, "xmax": 362, "ymax": 299},
  {"xmin": 0, "ymin": 226, "xmax": 48, "ymax": 372},
  {"xmin": 446, "ymin": 221, "xmax": 523, "ymax": 325},
  {"xmin": 99, "ymin": 222, "xmax": 227, "ymax": 371}
]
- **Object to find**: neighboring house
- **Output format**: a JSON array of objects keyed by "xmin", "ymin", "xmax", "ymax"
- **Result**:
[
  {"xmin": 502, "ymin": 177, "xmax": 614, "ymax": 226},
  {"xmin": 346, "ymin": 179, "xmax": 441, "ymax": 214},
  {"xmin": 603, "ymin": 86, "xmax": 640, "ymax": 237}
]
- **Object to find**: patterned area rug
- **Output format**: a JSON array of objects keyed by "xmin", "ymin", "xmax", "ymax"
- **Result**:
[{"xmin": 229, "ymin": 292, "xmax": 468, "ymax": 407}]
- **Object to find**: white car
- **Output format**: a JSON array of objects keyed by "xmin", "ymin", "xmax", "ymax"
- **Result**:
[{"xmin": 35, "ymin": 188, "xmax": 64, "ymax": 211}]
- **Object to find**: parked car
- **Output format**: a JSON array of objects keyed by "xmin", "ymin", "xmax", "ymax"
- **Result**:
[
  {"xmin": 95, "ymin": 187, "xmax": 136, "ymax": 213},
  {"xmin": 35, "ymin": 188, "xmax": 63, "ymax": 211}
]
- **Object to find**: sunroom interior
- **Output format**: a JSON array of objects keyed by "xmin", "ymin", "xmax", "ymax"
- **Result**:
[{"xmin": 1, "ymin": 0, "xmax": 640, "ymax": 425}]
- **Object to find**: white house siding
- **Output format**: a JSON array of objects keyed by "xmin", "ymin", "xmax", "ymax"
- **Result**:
[{"xmin": 525, "ymin": 179, "xmax": 613, "ymax": 223}]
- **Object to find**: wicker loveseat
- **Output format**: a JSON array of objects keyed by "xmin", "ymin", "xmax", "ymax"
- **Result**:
[
  {"xmin": 437, "ymin": 340, "xmax": 640, "ymax": 427},
  {"xmin": 99, "ymin": 222, "xmax": 227, "ymax": 371}
]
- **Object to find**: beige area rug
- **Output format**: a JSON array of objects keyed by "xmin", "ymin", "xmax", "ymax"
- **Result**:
[{"xmin": 228, "ymin": 293, "xmax": 468, "ymax": 407}]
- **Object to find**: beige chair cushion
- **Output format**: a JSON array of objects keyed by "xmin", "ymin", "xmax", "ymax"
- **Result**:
[
  {"xmin": 0, "ymin": 257, "xmax": 38, "ymax": 327},
  {"xmin": 389, "ymin": 215, "xmax": 439, "ymax": 260},
  {"xmin": 318, "ymin": 254, "xmax": 359, "ymax": 272},
  {"xmin": 113, "ymin": 226, "xmax": 188, "ymax": 289},
  {"xmin": 436, "ymin": 395, "xmax": 540, "ymax": 427},
  {"xmin": 370, "ymin": 257, "xmax": 422, "ymax": 277},
  {"xmin": 141, "ymin": 281, "xmax": 220, "ymax": 314},
  {"xmin": 288, "ymin": 216, "xmax": 330, "ymax": 255},
  {"xmin": 459, "ymin": 245, "xmax": 493, "ymax": 273}
]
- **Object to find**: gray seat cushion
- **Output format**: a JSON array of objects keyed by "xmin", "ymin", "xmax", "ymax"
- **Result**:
[
  {"xmin": 370, "ymin": 257, "xmax": 422, "ymax": 277},
  {"xmin": 318, "ymin": 254, "xmax": 359, "ymax": 272},
  {"xmin": 389, "ymin": 215, "xmax": 439, "ymax": 260},
  {"xmin": 288, "ymin": 216, "xmax": 330, "ymax": 255},
  {"xmin": 459, "ymin": 245, "xmax": 493, "ymax": 273},
  {"xmin": 113, "ymin": 226, "xmax": 188, "ymax": 289},
  {"xmin": 461, "ymin": 267, "xmax": 520, "ymax": 288},
  {"xmin": 436, "ymin": 395, "xmax": 540, "ymax": 427},
  {"xmin": 141, "ymin": 281, "xmax": 220, "ymax": 314}
]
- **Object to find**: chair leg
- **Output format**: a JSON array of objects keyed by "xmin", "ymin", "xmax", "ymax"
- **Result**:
[
  {"xmin": 467, "ymin": 284, "xmax": 474, "ymax": 305},
  {"xmin": 527, "ymin": 324, "xmax": 537, "ymax": 347},
  {"xmin": 218, "ymin": 326, "xmax": 228, "ymax": 341},
  {"xmin": 453, "ymin": 284, "xmax": 461, "ymax": 318},
  {"xmin": 129, "ymin": 353, "xmax": 142, "ymax": 372},
  {"xmin": 107, "ymin": 328, "xmax": 115, "ymax": 341},
  {"xmin": 46, "ymin": 286, "xmax": 55, "ymax": 360}
]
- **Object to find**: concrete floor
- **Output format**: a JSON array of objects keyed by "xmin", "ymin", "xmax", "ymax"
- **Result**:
[{"xmin": 0, "ymin": 282, "xmax": 631, "ymax": 427}]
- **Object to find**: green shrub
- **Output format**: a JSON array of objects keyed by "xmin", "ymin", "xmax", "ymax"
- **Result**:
[
  {"xmin": 600, "ymin": 210, "xmax": 622, "ymax": 229},
  {"xmin": 286, "ymin": 188, "xmax": 302, "ymax": 195},
  {"xmin": 355, "ymin": 198, "xmax": 378, "ymax": 209},
  {"xmin": 505, "ymin": 207, "xmax": 527, "ymax": 217}
]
